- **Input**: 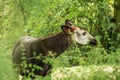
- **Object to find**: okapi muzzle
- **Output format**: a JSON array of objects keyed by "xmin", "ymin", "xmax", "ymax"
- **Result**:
[{"xmin": 12, "ymin": 20, "xmax": 97, "ymax": 79}]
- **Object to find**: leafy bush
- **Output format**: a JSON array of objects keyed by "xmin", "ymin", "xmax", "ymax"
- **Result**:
[{"xmin": 0, "ymin": 0, "xmax": 120, "ymax": 80}]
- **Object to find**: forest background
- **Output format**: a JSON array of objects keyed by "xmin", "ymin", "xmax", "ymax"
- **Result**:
[{"xmin": 0, "ymin": 0, "xmax": 120, "ymax": 80}]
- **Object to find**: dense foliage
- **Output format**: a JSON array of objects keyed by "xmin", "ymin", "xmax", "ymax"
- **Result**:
[{"xmin": 0, "ymin": 0, "xmax": 120, "ymax": 80}]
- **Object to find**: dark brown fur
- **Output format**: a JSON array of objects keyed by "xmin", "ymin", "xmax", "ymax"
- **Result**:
[{"xmin": 12, "ymin": 31, "xmax": 72, "ymax": 77}]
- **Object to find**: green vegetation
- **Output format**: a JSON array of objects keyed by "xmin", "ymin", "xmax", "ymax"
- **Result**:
[{"xmin": 0, "ymin": 0, "xmax": 120, "ymax": 80}]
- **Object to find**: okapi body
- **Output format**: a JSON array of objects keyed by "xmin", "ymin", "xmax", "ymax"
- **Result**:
[{"xmin": 12, "ymin": 20, "xmax": 97, "ymax": 78}]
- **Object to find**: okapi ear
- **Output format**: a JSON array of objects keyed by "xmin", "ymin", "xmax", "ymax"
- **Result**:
[
  {"xmin": 61, "ymin": 25, "xmax": 73, "ymax": 35},
  {"xmin": 65, "ymin": 20, "xmax": 73, "ymax": 27}
]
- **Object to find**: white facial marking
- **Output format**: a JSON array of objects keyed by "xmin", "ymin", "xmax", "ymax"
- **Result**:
[{"xmin": 72, "ymin": 28, "xmax": 95, "ymax": 45}]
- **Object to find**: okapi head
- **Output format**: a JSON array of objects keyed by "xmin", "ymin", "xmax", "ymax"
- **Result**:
[
  {"xmin": 61, "ymin": 20, "xmax": 97, "ymax": 45},
  {"xmin": 12, "ymin": 20, "xmax": 97, "ymax": 79}
]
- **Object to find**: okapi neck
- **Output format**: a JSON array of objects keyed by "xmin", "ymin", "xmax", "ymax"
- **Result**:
[
  {"xmin": 39, "ymin": 32, "xmax": 72, "ymax": 57},
  {"xmin": 50, "ymin": 32, "xmax": 72, "ymax": 57}
]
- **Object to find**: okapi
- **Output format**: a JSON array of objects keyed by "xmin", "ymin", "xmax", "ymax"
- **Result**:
[{"xmin": 12, "ymin": 20, "xmax": 97, "ymax": 79}]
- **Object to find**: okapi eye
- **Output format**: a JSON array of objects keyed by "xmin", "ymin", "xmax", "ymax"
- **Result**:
[{"xmin": 82, "ymin": 32, "xmax": 86, "ymax": 35}]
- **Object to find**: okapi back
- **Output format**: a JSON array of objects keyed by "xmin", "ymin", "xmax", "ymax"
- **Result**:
[{"xmin": 12, "ymin": 32, "xmax": 72, "ymax": 76}]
